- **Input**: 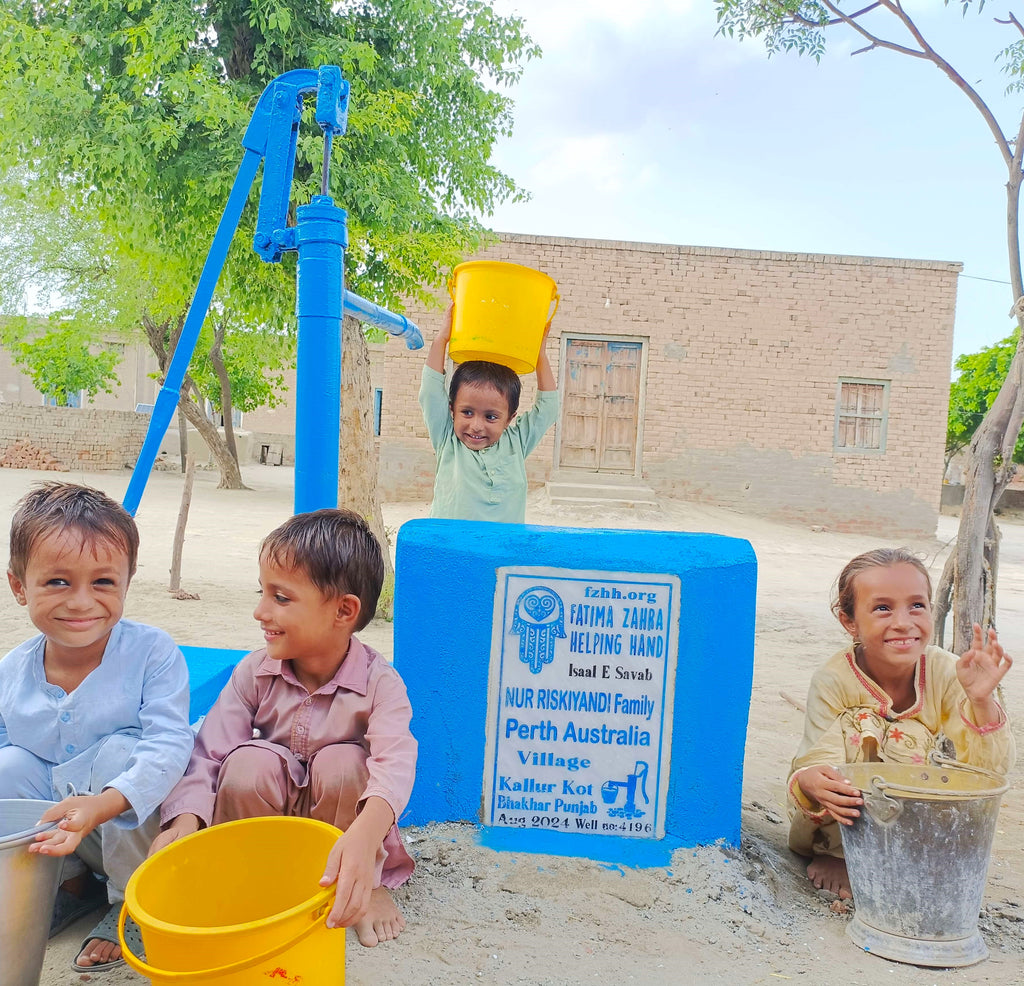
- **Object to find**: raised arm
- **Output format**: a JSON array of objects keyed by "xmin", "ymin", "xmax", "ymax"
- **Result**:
[
  {"xmin": 426, "ymin": 304, "xmax": 453, "ymax": 373},
  {"xmin": 536, "ymin": 320, "xmax": 556, "ymax": 391}
]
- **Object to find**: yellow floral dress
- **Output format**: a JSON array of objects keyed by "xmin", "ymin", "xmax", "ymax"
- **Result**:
[{"xmin": 788, "ymin": 645, "xmax": 1015, "ymax": 858}]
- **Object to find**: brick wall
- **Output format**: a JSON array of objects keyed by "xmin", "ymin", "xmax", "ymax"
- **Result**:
[
  {"xmin": 4, "ymin": 233, "xmax": 957, "ymax": 535},
  {"xmin": 0, "ymin": 405, "xmax": 149, "ymax": 471},
  {"xmin": 377, "ymin": 234, "xmax": 958, "ymax": 535}
]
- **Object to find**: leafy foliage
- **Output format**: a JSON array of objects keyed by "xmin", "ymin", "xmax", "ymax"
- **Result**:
[
  {"xmin": 0, "ymin": 316, "xmax": 120, "ymax": 406},
  {"xmin": 0, "ymin": 0, "xmax": 538, "ymax": 415},
  {"xmin": 948, "ymin": 332, "xmax": 1024, "ymax": 463},
  {"xmin": 188, "ymin": 316, "xmax": 292, "ymax": 414},
  {"xmin": 715, "ymin": 1, "xmax": 829, "ymax": 59}
]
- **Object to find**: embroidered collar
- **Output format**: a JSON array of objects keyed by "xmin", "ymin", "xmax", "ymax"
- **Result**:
[{"xmin": 844, "ymin": 647, "xmax": 926, "ymax": 719}]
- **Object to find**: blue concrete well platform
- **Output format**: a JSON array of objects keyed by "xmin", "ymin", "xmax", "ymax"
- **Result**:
[
  {"xmin": 394, "ymin": 520, "xmax": 756, "ymax": 866},
  {"xmin": 180, "ymin": 645, "xmax": 250, "ymax": 723}
]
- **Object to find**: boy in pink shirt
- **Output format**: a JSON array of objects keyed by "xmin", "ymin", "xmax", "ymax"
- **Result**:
[{"xmin": 154, "ymin": 509, "xmax": 416, "ymax": 947}]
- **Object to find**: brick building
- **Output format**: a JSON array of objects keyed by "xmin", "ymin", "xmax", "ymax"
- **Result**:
[
  {"xmin": 1, "ymin": 233, "xmax": 959, "ymax": 535},
  {"xmin": 251, "ymin": 233, "xmax": 958, "ymax": 535}
]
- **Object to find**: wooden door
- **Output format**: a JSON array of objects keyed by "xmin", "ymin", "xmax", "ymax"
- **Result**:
[{"xmin": 559, "ymin": 339, "xmax": 642, "ymax": 472}]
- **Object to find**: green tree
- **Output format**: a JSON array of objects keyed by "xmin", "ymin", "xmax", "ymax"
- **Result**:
[
  {"xmin": 947, "ymin": 333, "xmax": 1023, "ymax": 472},
  {"xmin": 0, "ymin": 316, "xmax": 120, "ymax": 406},
  {"xmin": 715, "ymin": 0, "xmax": 1024, "ymax": 651},
  {"xmin": 0, "ymin": 0, "xmax": 536, "ymax": 500}
]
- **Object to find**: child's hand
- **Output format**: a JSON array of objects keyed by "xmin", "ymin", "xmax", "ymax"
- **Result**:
[
  {"xmin": 441, "ymin": 303, "xmax": 454, "ymax": 343},
  {"xmin": 149, "ymin": 813, "xmax": 203, "ymax": 856},
  {"xmin": 319, "ymin": 827, "xmax": 377, "ymax": 929},
  {"xmin": 30, "ymin": 791, "xmax": 126, "ymax": 856},
  {"xmin": 796, "ymin": 766, "xmax": 862, "ymax": 825},
  {"xmin": 958, "ymin": 623, "xmax": 1012, "ymax": 718}
]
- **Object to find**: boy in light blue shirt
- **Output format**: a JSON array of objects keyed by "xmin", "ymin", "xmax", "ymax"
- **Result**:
[
  {"xmin": 0, "ymin": 482, "xmax": 193, "ymax": 972},
  {"xmin": 419, "ymin": 306, "xmax": 559, "ymax": 523}
]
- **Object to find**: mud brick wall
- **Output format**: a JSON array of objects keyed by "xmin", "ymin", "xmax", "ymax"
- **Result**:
[
  {"xmin": 371, "ymin": 235, "xmax": 956, "ymax": 535},
  {"xmin": 232, "ymin": 232, "xmax": 963, "ymax": 535},
  {"xmin": 0, "ymin": 405, "xmax": 148, "ymax": 472}
]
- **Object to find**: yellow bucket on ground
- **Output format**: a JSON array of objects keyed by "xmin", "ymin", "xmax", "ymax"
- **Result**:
[
  {"xmin": 119, "ymin": 816, "xmax": 345, "ymax": 985},
  {"xmin": 448, "ymin": 261, "xmax": 559, "ymax": 374}
]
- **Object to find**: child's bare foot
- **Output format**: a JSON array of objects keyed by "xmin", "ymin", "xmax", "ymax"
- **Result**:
[
  {"xmin": 807, "ymin": 855, "xmax": 852, "ymax": 899},
  {"xmin": 75, "ymin": 937, "xmax": 121, "ymax": 969},
  {"xmin": 354, "ymin": 887, "xmax": 405, "ymax": 947}
]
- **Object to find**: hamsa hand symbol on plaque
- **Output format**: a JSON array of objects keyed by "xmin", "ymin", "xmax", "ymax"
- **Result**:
[{"xmin": 510, "ymin": 586, "xmax": 567, "ymax": 674}]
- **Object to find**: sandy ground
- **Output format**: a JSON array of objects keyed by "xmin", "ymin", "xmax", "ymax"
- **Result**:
[{"xmin": 0, "ymin": 463, "xmax": 1020, "ymax": 986}]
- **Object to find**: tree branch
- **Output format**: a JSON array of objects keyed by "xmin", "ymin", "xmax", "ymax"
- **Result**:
[
  {"xmin": 791, "ymin": 2, "xmax": 883, "ymax": 29},
  {"xmin": 995, "ymin": 13, "xmax": 1024, "ymax": 38},
  {"xmin": 817, "ymin": 0, "xmax": 926, "ymax": 60},
  {"xmin": 873, "ymin": 0, "xmax": 1015, "ymax": 166}
]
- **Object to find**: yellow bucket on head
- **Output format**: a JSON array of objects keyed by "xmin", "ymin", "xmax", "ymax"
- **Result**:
[
  {"xmin": 448, "ymin": 261, "xmax": 559, "ymax": 374},
  {"xmin": 119, "ymin": 816, "xmax": 345, "ymax": 986}
]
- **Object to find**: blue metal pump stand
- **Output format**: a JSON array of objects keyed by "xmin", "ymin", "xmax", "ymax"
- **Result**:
[{"xmin": 122, "ymin": 65, "xmax": 422, "ymax": 518}]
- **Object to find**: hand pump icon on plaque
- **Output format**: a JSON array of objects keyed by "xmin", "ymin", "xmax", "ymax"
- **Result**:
[{"xmin": 602, "ymin": 761, "xmax": 650, "ymax": 819}]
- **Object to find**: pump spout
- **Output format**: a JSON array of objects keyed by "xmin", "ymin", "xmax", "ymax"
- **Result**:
[{"xmin": 344, "ymin": 290, "xmax": 423, "ymax": 349}]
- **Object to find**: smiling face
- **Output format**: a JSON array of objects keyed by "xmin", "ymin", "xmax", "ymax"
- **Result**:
[
  {"xmin": 8, "ymin": 529, "xmax": 130, "ymax": 667},
  {"xmin": 839, "ymin": 562, "xmax": 934, "ymax": 684},
  {"xmin": 253, "ymin": 551, "xmax": 356, "ymax": 667},
  {"xmin": 450, "ymin": 381, "xmax": 514, "ymax": 450}
]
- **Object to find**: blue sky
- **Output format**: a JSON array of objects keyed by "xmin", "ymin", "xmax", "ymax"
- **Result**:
[{"xmin": 487, "ymin": 1, "xmax": 1024, "ymax": 365}]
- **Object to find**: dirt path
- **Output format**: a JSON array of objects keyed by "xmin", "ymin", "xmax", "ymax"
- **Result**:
[{"xmin": 0, "ymin": 465, "xmax": 1017, "ymax": 985}]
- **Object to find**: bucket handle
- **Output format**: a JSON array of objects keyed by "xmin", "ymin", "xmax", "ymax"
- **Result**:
[
  {"xmin": 861, "ymin": 780, "xmax": 903, "ymax": 825},
  {"xmin": 870, "ymin": 777, "xmax": 1009, "ymax": 800},
  {"xmin": 0, "ymin": 819, "xmax": 59, "ymax": 851},
  {"xmin": 863, "ymin": 760, "xmax": 1009, "ymax": 803},
  {"xmin": 546, "ymin": 293, "xmax": 560, "ymax": 328},
  {"xmin": 927, "ymin": 752, "xmax": 1008, "ymax": 784},
  {"xmin": 118, "ymin": 894, "xmax": 334, "ymax": 982}
]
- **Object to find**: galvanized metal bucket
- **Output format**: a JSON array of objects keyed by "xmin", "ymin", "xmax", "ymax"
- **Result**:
[
  {"xmin": 0, "ymin": 800, "xmax": 62, "ymax": 986},
  {"xmin": 840, "ymin": 760, "xmax": 1007, "ymax": 967}
]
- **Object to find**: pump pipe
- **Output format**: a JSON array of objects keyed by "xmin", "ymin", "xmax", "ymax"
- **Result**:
[{"xmin": 122, "ymin": 66, "xmax": 421, "ymax": 518}]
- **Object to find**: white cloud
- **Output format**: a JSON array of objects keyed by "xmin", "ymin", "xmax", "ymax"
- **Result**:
[
  {"xmin": 523, "ymin": 134, "xmax": 629, "ymax": 195},
  {"xmin": 494, "ymin": 0, "xmax": 709, "ymax": 54}
]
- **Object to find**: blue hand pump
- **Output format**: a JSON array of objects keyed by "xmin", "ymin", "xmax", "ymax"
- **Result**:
[{"xmin": 122, "ymin": 66, "xmax": 422, "ymax": 518}]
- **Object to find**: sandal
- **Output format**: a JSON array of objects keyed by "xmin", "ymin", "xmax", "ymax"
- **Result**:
[
  {"xmin": 72, "ymin": 904, "xmax": 145, "ymax": 973},
  {"xmin": 49, "ymin": 874, "xmax": 107, "ymax": 938}
]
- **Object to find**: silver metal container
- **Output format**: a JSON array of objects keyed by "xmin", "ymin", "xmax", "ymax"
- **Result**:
[
  {"xmin": 840, "ymin": 760, "xmax": 1007, "ymax": 968},
  {"xmin": 0, "ymin": 800, "xmax": 61, "ymax": 986}
]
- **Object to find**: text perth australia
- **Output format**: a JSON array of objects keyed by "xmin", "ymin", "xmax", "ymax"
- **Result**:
[{"xmin": 505, "ymin": 717, "xmax": 651, "ymax": 746}]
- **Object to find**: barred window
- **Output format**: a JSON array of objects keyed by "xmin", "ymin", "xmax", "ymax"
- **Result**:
[{"xmin": 835, "ymin": 379, "xmax": 889, "ymax": 452}]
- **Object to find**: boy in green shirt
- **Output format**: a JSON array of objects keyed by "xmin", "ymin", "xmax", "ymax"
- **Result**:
[{"xmin": 418, "ymin": 306, "xmax": 558, "ymax": 523}]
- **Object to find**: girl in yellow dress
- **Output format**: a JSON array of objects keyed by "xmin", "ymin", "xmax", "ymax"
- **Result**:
[{"xmin": 788, "ymin": 547, "xmax": 1015, "ymax": 898}]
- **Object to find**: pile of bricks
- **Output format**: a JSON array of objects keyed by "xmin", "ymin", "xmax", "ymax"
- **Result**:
[{"xmin": 0, "ymin": 440, "xmax": 67, "ymax": 471}]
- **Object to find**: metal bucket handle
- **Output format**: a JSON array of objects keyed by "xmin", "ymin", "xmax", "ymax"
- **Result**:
[
  {"xmin": 862, "ymin": 756, "xmax": 1008, "ymax": 819},
  {"xmin": 860, "ymin": 776, "xmax": 904, "ymax": 825},
  {"xmin": 927, "ymin": 751, "xmax": 1009, "ymax": 785},
  {"xmin": 0, "ymin": 819, "xmax": 59, "ymax": 852}
]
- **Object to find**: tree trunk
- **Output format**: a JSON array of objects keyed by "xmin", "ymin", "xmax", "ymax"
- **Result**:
[
  {"xmin": 932, "ymin": 549, "xmax": 955, "ymax": 650},
  {"xmin": 169, "ymin": 453, "xmax": 199, "ymax": 598},
  {"xmin": 339, "ymin": 315, "xmax": 395, "ymax": 604},
  {"xmin": 178, "ymin": 394, "xmax": 247, "ymax": 489},
  {"xmin": 944, "ymin": 337, "xmax": 1024, "ymax": 652},
  {"xmin": 142, "ymin": 311, "xmax": 248, "ymax": 490},
  {"xmin": 177, "ymin": 407, "xmax": 189, "ymax": 472},
  {"xmin": 210, "ymin": 320, "xmax": 239, "ymax": 466},
  {"xmin": 941, "ymin": 103, "xmax": 1024, "ymax": 653}
]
